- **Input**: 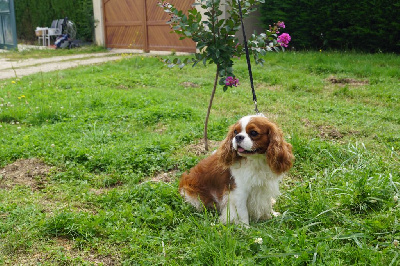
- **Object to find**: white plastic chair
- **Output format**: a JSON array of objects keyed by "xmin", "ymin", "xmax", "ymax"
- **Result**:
[{"xmin": 45, "ymin": 19, "xmax": 63, "ymax": 46}]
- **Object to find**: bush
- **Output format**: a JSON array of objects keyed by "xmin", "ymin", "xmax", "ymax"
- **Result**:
[
  {"xmin": 259, "ymin": 0, "xmax": 400, "ymax": 52},
  {"xmin": 15, "ymin": 0, "xmax": 94, "ymax": 42}
]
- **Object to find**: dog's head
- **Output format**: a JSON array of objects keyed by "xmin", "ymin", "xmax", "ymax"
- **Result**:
[{"xmin": 216, "ymin": 115, "xmax": 294, "ymax": 174}]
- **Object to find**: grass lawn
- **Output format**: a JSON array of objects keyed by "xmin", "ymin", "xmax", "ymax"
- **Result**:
[{"xmin": 0, "ymin": 50, "xmax": 399, "ymax": 265}]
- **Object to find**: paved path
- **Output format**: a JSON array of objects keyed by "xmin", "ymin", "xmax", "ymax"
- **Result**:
[{"xmin": 0, "ymin": 46, "xmax": 189, "ymax": 80}]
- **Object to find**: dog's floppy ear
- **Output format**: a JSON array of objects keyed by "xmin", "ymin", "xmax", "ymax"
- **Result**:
[
  {"xmin": 266, "ymin": 124, "xmax": 294, "ymax": 174},
  {"xmin": 215, "ymin": 124, "xmax": 238, "ymax": 168}
]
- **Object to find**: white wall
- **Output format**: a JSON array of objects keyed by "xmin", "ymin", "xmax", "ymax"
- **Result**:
[{"xmin": 92, "ymin": 0, "xmax": 105, "ymax": 46}]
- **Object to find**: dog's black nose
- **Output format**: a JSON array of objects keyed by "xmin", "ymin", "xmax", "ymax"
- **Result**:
[{"xmin": 235, "ymin": 135, "xmax": 245, "ymax": 143}]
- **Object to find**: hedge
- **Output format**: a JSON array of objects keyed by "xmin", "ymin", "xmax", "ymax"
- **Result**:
[
  {"xmin": 259, "ymin": 0, "xmax": 400, "ymax": 52},
  {"xmin": 15, "ymin": 0, "xmax": 94, "ymax": 42}
]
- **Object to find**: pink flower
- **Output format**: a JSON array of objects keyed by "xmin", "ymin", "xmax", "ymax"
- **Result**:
[
  {"xmin": 277, "ymin": 33, "xmax": 291, "ymax": 47},
  {"xmin": 225, "ymin": 76, "xmax": 239, "ymax": 87},
  {"xmin": 277, "ymin": 21, "xmax": 286, "ymax": 29}
]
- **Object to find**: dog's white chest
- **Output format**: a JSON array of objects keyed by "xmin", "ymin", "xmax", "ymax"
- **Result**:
[
  {"xmin": 230, "ymin": 156, "xmax": 280, "ymax": 186},
  {"xmin": 228, "ymin": 156, "xmax": 283, "ymax": 221}
]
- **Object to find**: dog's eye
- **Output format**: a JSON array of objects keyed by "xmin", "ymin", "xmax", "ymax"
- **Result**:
[
  {"xmin": 250, "ymin": 130, "xmax": 259, "ymax": 137},
  {"xmin": 234, "ymin": 130, "xmax": 238, "ymax": 135}
]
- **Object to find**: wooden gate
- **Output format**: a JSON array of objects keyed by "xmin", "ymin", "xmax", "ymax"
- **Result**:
[{"xmin": 103, "ymin": 0, "xmax": 196, "ymax": 52}]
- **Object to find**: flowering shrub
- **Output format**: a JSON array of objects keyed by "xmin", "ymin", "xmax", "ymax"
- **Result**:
[{"xmin": 157, "ymin": 0, "xmax": 290, "ymax": 149}]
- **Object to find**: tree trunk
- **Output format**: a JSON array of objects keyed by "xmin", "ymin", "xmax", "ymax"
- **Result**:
[{"xmin": 204, "ymin": 68, "xmax": 220, "ymax": 151}]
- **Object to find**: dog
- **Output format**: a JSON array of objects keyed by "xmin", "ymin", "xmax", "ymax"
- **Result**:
[{"xmin": 179, "ymin": 114, "xmax": 294, "ymax": 226}]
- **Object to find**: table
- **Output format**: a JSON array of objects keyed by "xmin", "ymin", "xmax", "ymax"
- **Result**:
[{"xmin": 35, "ymin": 27, "xmax": 48, "ymax": 46}]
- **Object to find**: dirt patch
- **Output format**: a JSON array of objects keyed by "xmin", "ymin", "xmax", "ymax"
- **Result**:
[
  {"xmin": 181, "ymin": 81, "xmax": 200, "ymax": 88},
  {"xmin": 318, "ymin": 125, "xmax": 343, "ymax": 139},
  {"xmin": 116, "ymin": 84, "xmax": 129, "ymax": 90},
  {"xmin": 55, "ymin": 237, "xmax": 117, "ymax": 264},
  {"xmin": 12, "ymin": 237, "xmax": 119, "ymax": 265},
  {"xmin": 327, "ymin": 76, "xmax": 369, "ymax": 86},
  {"xmin": 301, "ymin": 118, "xmax": 313, "ymax": 128},
  {"xmin": 90, "ymin": 188, "xmax": 110, "ymax": 195},
  {"xmin": 0, "ymin": 158, "xmax": 54, "ymax": 190},
  {"xmin": 55, "ymin": 237, "xmax": 74, "ymax": 251},
  {"xmin": 84, "ymin": 254, "xmax": 118, "ymax": 266},
  {"xmin": 151, "ymin": 170, "xmax": 179, "ymax": 183},
  {"xmin": 347, "ymin": 130, "xmax": 361, "ymax": 136},
  {"xmin": 185, "ymin": 139, "xmax": 221, "ymax": 156},
  {"xmin": 301, "ymin": 118, "xmax": 345, "ymax": 140}
]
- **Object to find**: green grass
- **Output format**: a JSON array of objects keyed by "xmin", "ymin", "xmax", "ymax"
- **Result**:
[{"xmin": 0, "ymin": 51, "xmax": 399, "ymax": 264}]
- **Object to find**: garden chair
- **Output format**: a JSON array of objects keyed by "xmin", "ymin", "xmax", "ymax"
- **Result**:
[{"xmin": 45, "ymin": 19, "xmax": 64, "ymax": 46}]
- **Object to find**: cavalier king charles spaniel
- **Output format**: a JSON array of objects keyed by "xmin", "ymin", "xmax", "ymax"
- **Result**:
[{"xmin": 179, "ymin": 114, "xmax": 294, "ymax": 226}]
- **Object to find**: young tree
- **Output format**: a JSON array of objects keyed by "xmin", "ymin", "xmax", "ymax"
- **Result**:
[{"xmin": 159, "ymin": 0, "xmax": 290, "ymax": 150}]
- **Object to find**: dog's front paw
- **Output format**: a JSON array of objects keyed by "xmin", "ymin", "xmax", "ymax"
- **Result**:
[
  {"xmin": 272, "ymin": 210, "xmax": 281, "ymax": 217},
  {"xmin": 271, "ymin": 198, "xmax": 280, "ymax": 217}
]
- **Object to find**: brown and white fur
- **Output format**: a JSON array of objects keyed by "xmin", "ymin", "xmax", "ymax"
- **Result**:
[{"xmin": 179, "ymin": 114, "xmax": 294, "ymax": 226}]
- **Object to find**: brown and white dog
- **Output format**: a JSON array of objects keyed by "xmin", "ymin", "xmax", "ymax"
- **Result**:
[{"xmin": 179, "ymin": 114, "xmax": 294, "ymax": 226}]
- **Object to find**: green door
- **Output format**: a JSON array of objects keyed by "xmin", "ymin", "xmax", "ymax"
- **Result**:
[{"xmin": 0, "ymin": 0, "xmax": 17, "ymax": 49}]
